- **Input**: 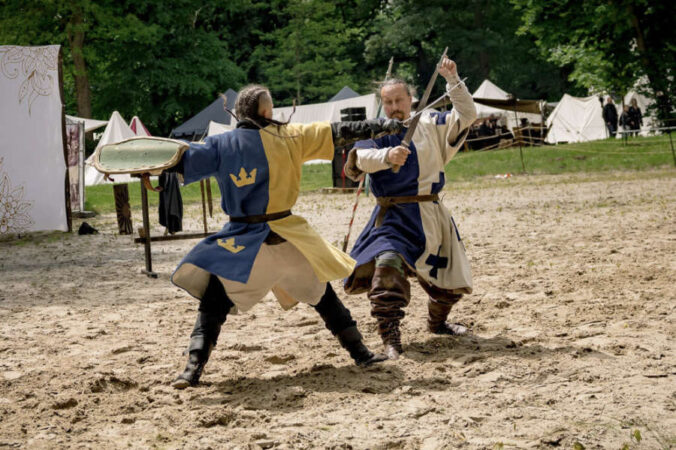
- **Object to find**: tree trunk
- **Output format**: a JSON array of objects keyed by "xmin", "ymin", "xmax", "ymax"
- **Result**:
[
  {"xmin": 66, "ymin": 4, "xmax": 92, "ymax": 119},
  {"xmin": 626, "ymin": 4, "xmax": 672, "ymax": 121},
  {"xmin": 474, "ymin": 3, "xmax": 490, "ymax": 80}
]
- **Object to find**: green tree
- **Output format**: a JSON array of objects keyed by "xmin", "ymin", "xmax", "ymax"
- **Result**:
[
  {"xmin": 512, "ymin": 0, "xmax": 675, "ymax": 120},
  {"xmin": 0, "ymin": 0, "xmax": 249, "ymax": 135},
  {"xmin": 253, "ymin": 0, "xmax": 362, "ymax": 106},
  {"xmin": 362, "ymin": 0, "xmax": 575, "ymax": 101}
]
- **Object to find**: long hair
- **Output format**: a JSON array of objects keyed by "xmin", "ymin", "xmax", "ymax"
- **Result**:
[
  {"xmin": 222, "ymin": 84, "xmax": 295, "ymax": 136},
  {"xmin": 234, "ymin": 84, "xmax": 271, "ymax": 122}
]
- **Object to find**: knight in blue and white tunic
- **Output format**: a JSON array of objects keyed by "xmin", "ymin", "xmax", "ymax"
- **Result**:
[{"xmin": 343, "ymin": 57, "xmax": 477, "ymax": 359}]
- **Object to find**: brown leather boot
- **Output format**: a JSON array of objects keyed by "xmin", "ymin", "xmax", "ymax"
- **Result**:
[
  {"xmin": 379, "ymin": 319, "xmax": 403, "ymax": 359},
  {"xmin": 368, "ymin": 263, "xmax": 410, "ymax": 360},
  {"xmin": 427, "ymin": 297, "xmax": 469, "ymax": 335}
]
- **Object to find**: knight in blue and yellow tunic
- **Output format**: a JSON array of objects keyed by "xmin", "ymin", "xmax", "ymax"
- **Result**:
[
  {"xmin": 169, "ymin": 85, "xmax": 402, "ymax": 388},
  {"xmin": 343, "ymin": 57, "xmax": 477, "ymax": 360}
]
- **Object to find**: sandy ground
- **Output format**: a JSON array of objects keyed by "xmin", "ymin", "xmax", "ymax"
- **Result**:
[{"xmin": 0, "ymin": 169, "xmax": 674, "ymax": 449}]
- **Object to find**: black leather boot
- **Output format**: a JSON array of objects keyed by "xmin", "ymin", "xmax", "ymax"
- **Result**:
[
  {"xmin": 314, "ymin": 284, "xmax": 387, "ymax": 366},
  {"xmin": 171, "ymin": 335, "xmax": 214, "ymax": 389},
  {"xmin": 172, "ymin": 276, "xmax": 233, "ymax": 389},
  {"xmin": 337, "ymin": 326, "xmax": 388, "ymax": 367}
]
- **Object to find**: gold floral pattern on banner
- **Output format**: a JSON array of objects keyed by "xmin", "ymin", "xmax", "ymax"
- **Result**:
[
  {"xmin": 0, "ymin": 46, "xmax": 58, "ymax": 115},
  {"xmin": 0, "ymin": 158, "xmax": 34, "ymax": 234}
]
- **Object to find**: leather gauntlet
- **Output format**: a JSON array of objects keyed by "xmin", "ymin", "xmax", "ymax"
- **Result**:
[{"xmin": 331, "ymin": 119, "xmax": 403, "ymax": 147}]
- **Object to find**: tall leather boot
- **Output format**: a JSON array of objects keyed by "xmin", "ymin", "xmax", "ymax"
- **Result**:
[
  {"xmin": 171, "ymin": 330, "xmax": 214, "ymax": 389},
  {"xmin": 314, "ymin": 284, "xmax": 386, "ymax": 366},
  {"xmin": 427, "ymin": 296, "xmax": 468, "ymax": 335},
  {"xmin": 368, "ymin": 265, "xmax": 410, "ymax": 360},
  {"xmin": 337, "ymin": 326, "xmax": 387, "ymax": 366},
  {"xmin": 172, "ymin": 275, "xmax": 232, "ymax": 389}
]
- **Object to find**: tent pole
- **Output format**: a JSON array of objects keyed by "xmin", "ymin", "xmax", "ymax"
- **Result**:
[
  {"xmin": 514, "ymin": 108, "xmax": 525, "ymax": 173},
  {"xmin": 668, "ymin": 129, "xmax": 676, "ymax": 167},
  {"xmin": 200, "ymin": 180, "xmax": 208, "ymax": 233},
  {"xmin": 140, "ymin": 181, "xmax": 157, "ymax": 278}
]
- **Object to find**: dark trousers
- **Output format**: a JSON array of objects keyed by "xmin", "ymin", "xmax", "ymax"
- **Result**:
[
  {"xmin": 191, "ymin": 276, "xmax": 354, "ymax": 344},
  {"xmin": 190, "ymin": 275, "xmax": 234, "ymax": 347}
]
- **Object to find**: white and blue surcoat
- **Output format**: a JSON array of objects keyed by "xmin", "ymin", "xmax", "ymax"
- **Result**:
[
  {"xmin": 172, "ymin": 122, "xmax": 355, "ymax": 308},
  {"xmin": 345, "ymin": 78, "xmax": 477, "ymax": 295}
]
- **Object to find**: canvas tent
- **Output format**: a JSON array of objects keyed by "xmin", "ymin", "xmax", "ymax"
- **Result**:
[
  {"xmin": 129, "ymin": 116, "xmax": 151, "ymax": 137},
  {"xmin": 170, "ymin": 88, "xmax": 238, "ymax": 140},
  {"xmin": 272, "ymin": 93, "xmax": 378, "ymax": 124},
  {"xmin": 545, "ymin": 94, "xmax": 608, "ymax": 143},
  {"xmin": 207, "ymin": 120, "xmax": 235, "ymax": 137},
  {"xmin": 66, "ymin": 115, "xmax": 108, "ymax": 133},
  {"xmin": 84, "ymin": 111, "xmax": 138, "ymax": 185},
  {"xmin": 329, "ymin": 86, "xmax": 361, "ymax": 102},
  {"xmin": 472, "ymin": 79, "xmax": 543, "ymax": 129}
]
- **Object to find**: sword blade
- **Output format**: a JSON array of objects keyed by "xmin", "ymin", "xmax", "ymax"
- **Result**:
[
  {"xmin": 402, "ymin": 47, "xmax": 448, "ymax": 147},
  {"xmin": 392, "ymin": 47, "xmax": 448, "ymax": 173}
]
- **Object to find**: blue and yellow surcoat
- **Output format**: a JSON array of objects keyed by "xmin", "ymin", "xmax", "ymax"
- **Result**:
[{"xmin": 171, "ymin": 122, "xmax": 355, "ymax": 300}]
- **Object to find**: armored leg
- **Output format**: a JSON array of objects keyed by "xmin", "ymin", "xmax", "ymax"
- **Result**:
[
  {"xmin": 314, "ymin": 283, "xmax": 386, "ymax": 366},
  {"xmin": 172, "ymin": 274, "xmax": 234, "ymax": 389},
  {"xmin": 368, "ymin": 252, "xmax": 410, "ymax": 360}
]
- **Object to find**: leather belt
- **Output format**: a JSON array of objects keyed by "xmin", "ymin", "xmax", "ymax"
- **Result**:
[
  {"xmin": 229, "ymin": 210, "xmax": 292, "ymax": 224},
  {"xmin": 375, "ymin": 194, "xmax": 439, "ymax": 227}
]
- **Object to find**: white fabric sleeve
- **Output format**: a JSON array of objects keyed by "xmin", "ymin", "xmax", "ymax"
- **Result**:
[
  {"xmin": 440, "ymin": 74, "xmax": 477, "ymax": 164},
  {"xmin": 355, "ymin": 147, "xmax": 393, "ymax": 173},
  {"xmin": 416, "ymin": 74, "xmax": 477, "ymax": 166}
]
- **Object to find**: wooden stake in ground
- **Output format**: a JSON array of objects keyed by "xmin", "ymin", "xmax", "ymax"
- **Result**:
[{"xmin": 113, "ymin": 184, "xmax": 133, "ymax": 234}]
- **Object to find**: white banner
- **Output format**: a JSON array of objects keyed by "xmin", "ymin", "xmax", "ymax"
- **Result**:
[{"xmin": 0, "ymin": 45, "xmax": 68, "ymax": 234}]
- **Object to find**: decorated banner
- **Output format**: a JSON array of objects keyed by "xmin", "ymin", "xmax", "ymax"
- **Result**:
[
  {"xmin": 65, "ymin": 120, "xmax": 83, "ymax": 212},
  {"xmin": 0, "ymin": 45, "xmax": 69, "ymax": 234}
]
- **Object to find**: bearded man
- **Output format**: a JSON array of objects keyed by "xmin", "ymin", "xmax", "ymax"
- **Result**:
[
  {"xmin": 343, "ymin": 57, "xmax": 477, "ymax": 359},
  {"xmin": 169, "ymin": 84, "xmax": 402, "ymax": 388}
]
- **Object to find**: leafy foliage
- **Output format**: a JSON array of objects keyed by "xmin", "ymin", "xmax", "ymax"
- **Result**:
[
  {"xmin": 5, "ymin": 0, "xmax": 669, "ymax": 135},
  {"xmin": 512, "ymin": 0, "xmax": 675, "ymax": 120}
]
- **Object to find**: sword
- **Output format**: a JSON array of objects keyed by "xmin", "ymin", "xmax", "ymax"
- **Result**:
[
  {"xmin": 392, "ymin": 47, "xmax": 448, "ymax": 173},
  {"xmin": 341, "ymin": 57, "xmax": 394, "ymax": 253}
]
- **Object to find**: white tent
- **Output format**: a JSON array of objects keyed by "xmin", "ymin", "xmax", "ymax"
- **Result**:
[
  {"xmin": 129, "ymin": 116, "xmax": 151, "ymax": 137},
  {"xmin": 84, "ymin": 111, "xmax": 137, "ymax": 185},
  {"xmin": 272, "ymin": 94, "xmax": 378, "ymax": 124},
  {"xmin": 472, "ymin": 79, "xmax": 543, "ymax": 129},
  {"xmin": 545, "ymin": 94, "xmax": 608, "ymax": 143},
  {"xmin": 207, "ymin": 120, "xmax": 235, "ymax": 137},
  {"xmin": 65, "ymin": 115, "xmax": 108, "ymax": 133}
]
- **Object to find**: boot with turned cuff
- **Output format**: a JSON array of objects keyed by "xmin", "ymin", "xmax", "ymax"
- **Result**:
[
  {"xmin": 427, "ymin": 298, "xmax": 469, "ymax": 336},
  {"xmin": 337, "ymin": 326, "xmax": 388, "ymax": 366}
]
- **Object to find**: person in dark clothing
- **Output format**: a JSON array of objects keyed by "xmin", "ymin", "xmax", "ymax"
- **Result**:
[
  {"xmin": 628, "ymin": 98, "xmax": 643, "ymax": 137},
  {"xmin": 602, "ymin": 96, "xmax": 618, "ymax": 138},
  {"xmin": 619, "ymin": 105, "xmax": 632, "ymax": 138}
]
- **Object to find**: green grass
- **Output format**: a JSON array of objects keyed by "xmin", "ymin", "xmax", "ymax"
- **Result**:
[
  {"xmin": 84, "ymin": 135, "xmax": 674, "ymax": 212},
  {"xmin": 446, "ymin": 134, "xmax": 674, "ymax": 181},
  {"xmin": 84, "ymin": 164, "xmax": 335, "ymax": 214}
]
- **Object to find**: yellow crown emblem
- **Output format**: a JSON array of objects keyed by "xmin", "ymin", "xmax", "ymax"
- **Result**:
[
  {"xmin": 229, "ymin": 167, "xmax": 257, "ymax": 187},
  {"xmin": 217, "ymin": 238, "xmax": 245, "ymax": 254}
]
